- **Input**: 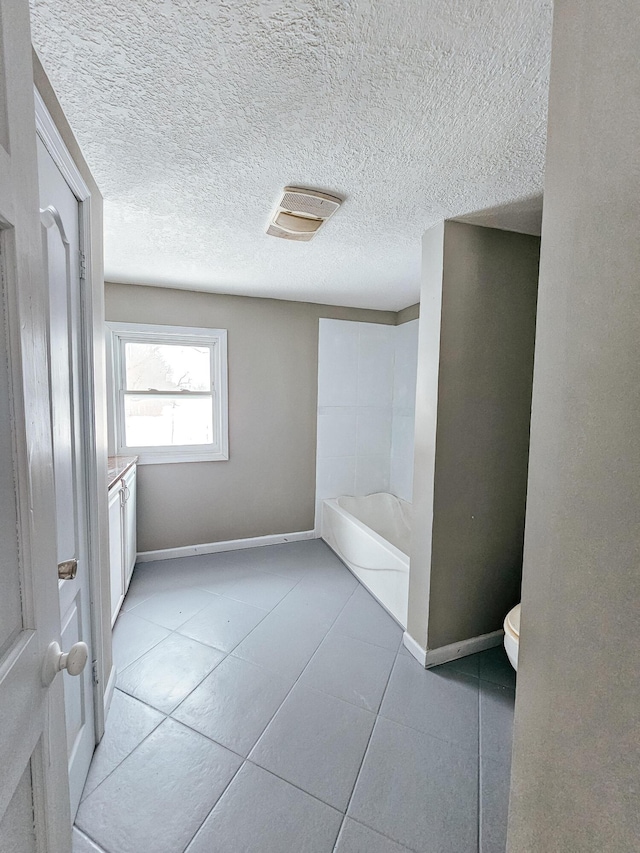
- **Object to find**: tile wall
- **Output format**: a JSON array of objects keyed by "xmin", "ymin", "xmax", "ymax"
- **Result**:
[
  {"xmin": 315, "ymin": 319, "xmax": 419, "ymax": 525},
  {"xmin": 390, "ymin": 319, "xmax": 419, "ymax": 502}
]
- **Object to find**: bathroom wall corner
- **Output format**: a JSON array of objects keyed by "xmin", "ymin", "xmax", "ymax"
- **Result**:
[{"xmin": 406, "ymin": 222, "xmax": 445, "ymax": 651}]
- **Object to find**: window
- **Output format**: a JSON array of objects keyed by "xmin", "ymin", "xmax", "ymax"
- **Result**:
[{"xmin": 107, "ymin": 322, "xmax": 228, "ymax": 464}]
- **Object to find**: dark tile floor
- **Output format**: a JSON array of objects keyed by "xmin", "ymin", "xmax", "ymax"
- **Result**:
[{"xmin": 73, "ymin": 539, "xmax": 516, "ymax": 853}]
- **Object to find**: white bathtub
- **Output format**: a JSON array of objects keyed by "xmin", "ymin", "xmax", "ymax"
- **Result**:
[{"xmin": 321, "ymin": 493, "xmax": 411, "ymax": 627}]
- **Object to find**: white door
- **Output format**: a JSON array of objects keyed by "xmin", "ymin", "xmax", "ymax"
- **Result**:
[
  {"xmin": 37, "ymin": 136, "xmax": 96, "ymax": 817},
  {"xmin": 0, "ymin": 1, "xmax": 73, "ymax": 851}
]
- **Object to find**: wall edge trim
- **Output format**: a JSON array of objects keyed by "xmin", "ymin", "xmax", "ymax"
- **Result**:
[
  {"xmin": 136, "ymin": 529, "xmax": 316, "ymax": 562},
  {"xmin": 424, "ymin": 629, "xmax": 504, "ymax": 668},
  {"xmin": 103, "ymin": 665, "xmax": 117, "ymax": 720},
  {"xmin": 402, "ymin": 631, "xmax": 428, "ymax": 666}
]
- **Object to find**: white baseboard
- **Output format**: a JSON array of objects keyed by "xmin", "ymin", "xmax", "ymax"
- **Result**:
[
  {"xmin": 424, "ymin": 629, "xmax": 504, "ymax": 668},
  {"xmin": 103, "ymin": 664, "xmax": 117, "ymax": 719},
  {"xmin": 403, "ymin": 628, "xmax": 504, "ymax": 669},
  {"xmin": 136, "ymin": 529, "xmax": 316, "ymax": 563},
  {"xmin": 402, "ymin": 631, "xmax": 427, "ymax": 666}
]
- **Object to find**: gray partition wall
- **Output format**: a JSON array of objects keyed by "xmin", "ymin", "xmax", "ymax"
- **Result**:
[
  {"xmin": 507, "ymin": 1, "xmax": 640, "ymax": 850},
  {"xmin": 408, "ymin": 221, "xmax": 539, "ymax": 660}
]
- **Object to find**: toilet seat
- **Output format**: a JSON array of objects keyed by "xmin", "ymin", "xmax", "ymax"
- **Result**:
[
  {"xmin": 503, "ymin": 603, "xmax": 520, "ymax": 672},
  {"xmin": 505, "ymin": 603, "xmax": 520, "ymax": 639}
]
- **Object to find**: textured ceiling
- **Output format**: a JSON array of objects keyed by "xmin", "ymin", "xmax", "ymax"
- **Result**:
[{"xmin": 30, "ymin": 0, "xmax": 553, "ymax": 310}]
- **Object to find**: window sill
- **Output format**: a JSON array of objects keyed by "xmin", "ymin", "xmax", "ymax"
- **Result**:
[{"xmin": 126, "ymin": 451, "xmax": 229, "ymax": 465}]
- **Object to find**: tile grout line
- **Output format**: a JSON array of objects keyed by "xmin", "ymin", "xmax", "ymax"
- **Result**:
[
  {"xmin": 125, "ymin": 550, "xmax": 304, "ymax": 616},
  {"xmin": 114, "ymin": 560, "xmax": 352, "ymax": 721},
  {"xmin": 210, "ymin": 575, "xmax": 357, "ymax": 684},
  {"xmin": 155, "ymin": 646, "xmax": 424, "ymax": 815},
  {"xmin": 253, "ymin": 579, "xmax": 362, "ymax": 788},
  {"xmin": 160, "ymin": 712, "xmax": 245, "ymax": 762},
  {"xmin": 108, "ymin": 589, "xmax": 304, "ymax": 800},
  {"xmin": 85, "ymin": 564, "xmax": 307, "ymax": 810},
  {"xmin": 177, "ymin": 575, "xmax": 362, "ymax": 853},
  {"xmin": 118, "ymin": 588, "xmax": 482, "ymax": 852},
  {"xmin": 109, "ymin": 650, "xmax": 487, "ymax": 809},
  {"xmin": 75, "ymin": 820, "xmax": 114, "ymax": 853},
  {"xmin": 119, "ymin": 601, "xmax": 270, "ymax": 675},
  {"xmin": 112, "ymin": 614, "xmax": 171, "ymax": 672},
  {"xmin": 115, "ymin": 626, "xmax": 499, "ymax": 746},
  {"xmin": 183, "ymin": 754, "xmax": 350, "ymax": 853},
  {"xmin": 242, "ymin": 579, "xmax": 361, "ymax": 765},
  {"xmin": 77, "ymin": 699, "xmax": 167, "ymax": 806},
  {"xmin": 339, "ymin": 815, "xmax": 423, "ymax": 853},
  {"xmin": 95, "ymin": 563, "xmax": 315, "ymax": 852},
  {"xmin": 334, "ymin": 644, "xmax": 485, "ymax": 853},
  {"xmin": 477, "ymin": 676, "xmax": 482, "ymax": 853},
  {"xmin": 476, "ymin": 675, "xmax": 516, "ymax": 853},
  {"xmin": 72, "ymin": 825, "xmax": 110, "ymax": 853},
  {"xmin": 243, "ymin": 757, "xmax": 345, "ymax": 814},
  {"xmin": 124, "ymin": 581, "xmax": 279, "ymax": 644},
  {"xmin": 331, "ymin": 638, "xmax": 404, "ymax": 852},
  {"xmin": 85, "ymin": 548, "xmax": 418, "ymax": 852},
  {"xmin": 170, "ymin": 583, "xmax": 372, "ymax": 777},
  {"xmin": 116, "ymin": 641, "xmax": 227, "ymax": 718},
  {"xmin": 191, "ymin": 562, "xmax": 311, "ymax": 654},
  {"xmin": 124, "ymin": 553, "xmax": 357, "ymax": 836},
  {"xmin": 295, "ymin": 639, "xmax": 399, "ymax": 716},
  {"xmin": 373, "ymin": 663, "xmax": 485, "ymax": 757},
  {"xmin": 116, "ymin": 566, "xmax": 304, "ymax": 679},
  {"xmin": 368, "ymin": 702, "xmax": 483, "ymax": 757},
  {"xmin": 179, "ymin": 758, "xmax": 248, "ymax": 853}
]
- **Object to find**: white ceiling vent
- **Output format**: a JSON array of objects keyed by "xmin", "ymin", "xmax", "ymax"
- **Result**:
[{"xmin": 267, "ymin": 187, "xmax": 342, "ymax": 242}]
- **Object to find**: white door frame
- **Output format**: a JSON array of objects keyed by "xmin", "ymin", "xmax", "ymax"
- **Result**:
[{"xmin": 34, "ymin": 88, "xmax": 109, "ymax": 741}]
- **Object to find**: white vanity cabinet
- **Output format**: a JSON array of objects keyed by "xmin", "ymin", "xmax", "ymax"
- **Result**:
[
  {"xmin": 107, "ymin": 459, "xmax": 137, "ymax": 625},
  {"xmin": 122, "ymin": 465, "xmax": 137, "ymax": 588},
  {"xmin": 108, "ymin": 482, "xmax": 125, "ymax": 623}
]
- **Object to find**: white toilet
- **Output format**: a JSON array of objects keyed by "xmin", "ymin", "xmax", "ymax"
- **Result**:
[{"xmin": 503, "ymin": 603, "xmax": 520, "ymax": 671}]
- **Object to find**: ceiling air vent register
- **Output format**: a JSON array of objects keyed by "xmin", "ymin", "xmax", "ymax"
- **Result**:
[{"xmin": 267, "ymin": 187, "xmax": 342, "ymax": 241}]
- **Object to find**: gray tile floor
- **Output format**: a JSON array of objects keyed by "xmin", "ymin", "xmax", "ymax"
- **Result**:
[{"xmin": 73, "ymin": 539, "xmax": 516, "ymax": 853}]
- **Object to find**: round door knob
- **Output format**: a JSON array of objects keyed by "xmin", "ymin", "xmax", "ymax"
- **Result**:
[{"xmin": 42, "ymin": 641, "xmax": 89, "ymax": 687}]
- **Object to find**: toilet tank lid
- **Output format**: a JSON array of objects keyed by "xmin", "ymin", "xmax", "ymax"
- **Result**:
[{"xmin": 507, "ymin": 604, "xmax": 521, "ymax": 638}]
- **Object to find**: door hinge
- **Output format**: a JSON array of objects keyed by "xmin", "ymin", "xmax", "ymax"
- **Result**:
[
  {"xmin": 79, "ymin": 250, "xmax": 87, "ymax": 280},
  {"xmin": 92, "ymin": 660, "xmax": 99, "ymax": 686}
]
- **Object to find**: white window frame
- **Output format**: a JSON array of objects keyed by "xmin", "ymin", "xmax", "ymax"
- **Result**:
[{"xmin": 106, "ymin": 321, "xmax": 228, "ymax": 464}]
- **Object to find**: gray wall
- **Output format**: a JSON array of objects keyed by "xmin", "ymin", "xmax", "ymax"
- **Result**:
[
  {"xmin": 429, "ymin": 222, "xmax": 539, "ymax": 648},
  {"xmin": 408, "ymin": 222, "xmax": 539, "ymax": 653},
  {"xmin": 407, "ymin": 224, "xmax": 445, "ymax": 649},
  {"xmin": 507, "ymin": 2, "xmax": 640, "ymax": 850},
  {"xmin": 397, "ymin": 303, "xmax": 419, "ymax": 324},
  {"xmin": 105, "ymin": 283, "xmax": 396, "ymax": 551}
]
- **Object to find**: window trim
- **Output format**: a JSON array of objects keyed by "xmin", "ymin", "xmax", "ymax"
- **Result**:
[{"xmin": 106, "ymin": 321, "xmax": 229, "ymax": 464}]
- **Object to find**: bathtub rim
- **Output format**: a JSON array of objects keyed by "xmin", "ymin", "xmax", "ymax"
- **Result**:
[
  {"xmin": 321, "ymin": 495, "xmax": 410, "ymax": 629},
  {"xmin": 322, "ymin": 496, "xmax": 410, "ymax": 568}
]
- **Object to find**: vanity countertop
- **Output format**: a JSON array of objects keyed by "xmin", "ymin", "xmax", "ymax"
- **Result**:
[{"xmin": 107, "ymin": 455, "xmax": 138, "ymax": 490}]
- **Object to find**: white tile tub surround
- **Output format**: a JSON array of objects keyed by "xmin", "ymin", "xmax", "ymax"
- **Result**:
[
  {"xmin": 355, "ymin": 454, "xmax": 390, "ymax": 497},
  {"xmin": 316, "ymin": 406, "xmax": 358, "ymax": 460},
  {"xmin": 316, "ymin": 321, "xmax": 360, "ymax": 408},
  {"xmin": 316, "ymin": 321, "xmax": 394, "ymax": 524},
  {"xmin": 390, "ymin": 319, "xmax": 419, "ymax": 502},
  {"xmin": 316, "ymin": 319, "xmax": 419, "ymax": 525},
  {"xmin": 357, "ymin": 323, "xmax": 395, "ymax": 407}
]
